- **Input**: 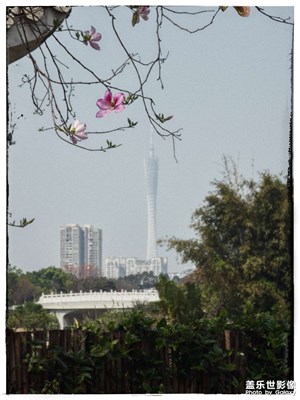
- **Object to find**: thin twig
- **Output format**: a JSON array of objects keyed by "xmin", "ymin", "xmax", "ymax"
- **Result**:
[
  {"xmin": 161, "ymin": 7, "xmax": 220, "ymax": 34},
  {"xmin": 255, "ymin": 7, "xmax": 294, "ymax": 25}
]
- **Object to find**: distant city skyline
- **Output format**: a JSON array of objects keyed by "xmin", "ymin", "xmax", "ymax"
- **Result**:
[
  {"xmin": 103, "ymin": 256, "xmax": 168, "ymax": 279},
  {"xmin": 59, "ymin": 127, "xmax": 167, "ymax": 277}
]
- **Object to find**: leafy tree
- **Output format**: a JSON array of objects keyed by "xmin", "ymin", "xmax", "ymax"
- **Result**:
[
  {"xmin": 26, "ymin": 266, "xmax": 75, "ymax": 294},
  {"xmin": 7, "ymin": 302, "xmax": 59, "ymax": 331},
  {"xmin": 73, "ymin": 276, "xmax": 116, "ymax": 292},
  {"xmin": 7, "ymin": 265, "xmax": 22, "ymax": 306},
  {"xmin": 7, "ymin": 265, "xmax": 40, "ymax": 306},
  {"xmin": 156, "ymin": 275, "xmax": 203, "ymax": 324},
  {"xmin": 163, "ymin": 164, "xmax": 292, "ymax": 320},
  {"xmin": 116, "ymin": 271, "xmax": 159, "ymax": 291}
]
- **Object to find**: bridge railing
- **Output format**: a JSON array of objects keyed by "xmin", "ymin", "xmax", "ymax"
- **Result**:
[{"xmin": 38, "ymin": 289, "xmax": 159, "ymax": 304}]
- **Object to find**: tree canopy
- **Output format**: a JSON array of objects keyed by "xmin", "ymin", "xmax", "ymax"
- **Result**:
[
  {"xmin": 7, "ymin": 302, "xmax": 59, "ymax": 331},
  {"xmin": 162, "ymin": 163, "xmax": 292, "ymax": 320}
]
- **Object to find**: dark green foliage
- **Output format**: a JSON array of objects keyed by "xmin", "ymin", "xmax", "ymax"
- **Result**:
[
  {"xmin": 228, "ymin": 305, "xmax": 290, "ymax": 382},
  {"xmin": 7, "ymin": 302, "xmax": 59, "ymax": 331},
  {"xmin": 115, "ymin": 271, "xmax": 159, "ymax": 291},
  {"xmin": 7, "ymin": 265, "xmax": 75, "ymax": 306},
  {"xmin": 7, "ymin": 265, "xmax": 40, "ymax": 306},
  {"xmin": 7, "ymin": 307, "xmax": 290, "ymax": 394},
  {"xmin": 26, "ymin": 266, "xmax": 75, "ymax": 294},
  {"xmin": 46, "ymin": 349, "xmax": 94, "ymax": 394},
  {"xmin": 73, "ymin": 276, "xmax": 116, "ymax": 292},
  {"xmin": 164, "ymin": 167, "xmax": 292, "ymax": 320},
  {"xmin": 156, "ymin": 275, "xmax": 203, "ymax": 323},
  {"xmin": 25, "ymin": 344, "xmax": 94, "ymax": 394}
]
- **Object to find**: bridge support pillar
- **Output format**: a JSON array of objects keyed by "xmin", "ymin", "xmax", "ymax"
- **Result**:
[{"xmin": 53, "ymin": 311, "xmax": 67, "ymax": 329}]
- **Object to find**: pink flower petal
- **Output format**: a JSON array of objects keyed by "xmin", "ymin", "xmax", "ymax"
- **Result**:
[
  {"xmin": 92, "ymin": 32, "xmax": 101, "ymax": 42},
  {"xmin": 114, "ymin": 104, "xmax": 125, "ymax": 113},
  {"xmin": 96, "ymin": 98, "xmax": 111, "ymax": 110},
  {"xmin": 103, "ymin": 90, "xmax": 112, "ymax": 103},
  {"xmin": 71, "ymin": 135, "xmax": 77, "ymax": 144},
  {"xmin": 90, "ymin": 42, "xmax": 100, "ymax": 50},
  {"xmin": 75, "ymin": 131, "xmax": 88, "ymax": 140},
  {"xmin": 113, "ymin": 93, "xmax": 125, "ymax": 107},
  {"xmin": 77, "ymin": 127, "xmax": 86, "ymax": 135},
  {"xmin": 96, "ymin": 109, "xmax": 111, "ymax": 118},
  {"xmin": 73, "ymin": 120, "xmax": 86, "ymax": 131}
]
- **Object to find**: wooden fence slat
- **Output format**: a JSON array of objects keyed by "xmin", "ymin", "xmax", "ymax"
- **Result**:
[
  {"xmin": 21, "ymin": 332, "xmax": 31, "ymax": 394},
  {"xmin": 48, "ymin": 329, "xmax": 61, "ymax": 349},
  {"xmin": 14, "ymin": 333, "xmax": 22, "ymax": 393},
  {"xmin": 61, "ymin": 329, "xmax": 71, "ymax": 351},
  {"xmin": 72, "ymin": 329, "xmax": 86, "ymax": 353},
  {"xmin": 6, "ymin": 330, "xmax": 16, "ymax": 394}
]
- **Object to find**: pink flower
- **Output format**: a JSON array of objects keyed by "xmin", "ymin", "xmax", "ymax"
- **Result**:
[
  {"xmin": 137, "ymin": 6, "xmax": 150, "ymax": 21},
  {"xmin": 132, "ymin": 6, "xmax": 150, "ymax": 26},
  {"xmin": 69, "ymin": 120, "xmax": 88, "ymax": 144},
  {"xmin": 83, "ymin": 26, "xmax": 102, "ymax": 50},
  {"xmin": 96, "ymin": 89, "xmax": 125, "ymax": 118}
]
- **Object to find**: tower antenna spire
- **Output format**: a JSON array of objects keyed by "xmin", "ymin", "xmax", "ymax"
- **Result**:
[{"xmin": 149, "ymin": 125, "xmax": 154, "ymax": 157}]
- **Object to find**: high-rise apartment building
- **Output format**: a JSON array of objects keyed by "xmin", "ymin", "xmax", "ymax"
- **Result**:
[
  {"xmin": 60, "ymin": 224, "xmax": 102, "ymax": 278},
  {"xmin": 103, "ymin": 256, "xmax": 168, "ymax": 279},
  {"xmin": 144, "ymin": 129, "xmax": 159, "ymax": 260}
]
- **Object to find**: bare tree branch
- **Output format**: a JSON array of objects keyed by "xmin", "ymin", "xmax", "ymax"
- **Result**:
[{"xmin": 255, "ymin": 7, "xmax": 294, "ymax": 25}]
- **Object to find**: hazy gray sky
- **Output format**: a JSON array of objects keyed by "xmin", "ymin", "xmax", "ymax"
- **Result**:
[{"xmin": 7, "ymin": 4, "xmax": 294, "ymax": 273}]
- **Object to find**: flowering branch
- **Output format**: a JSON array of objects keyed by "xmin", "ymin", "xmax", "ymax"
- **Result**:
[
  {"xmin": 7, "ymin": 5, "xmax": 294, "ymax": 158},
  {"xmin": 105, "ymin": 5, "xmax": 182, "ymax": 148}
]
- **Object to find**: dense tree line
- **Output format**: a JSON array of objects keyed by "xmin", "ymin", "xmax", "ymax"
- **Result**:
[
  {"xmin": 7, "ymin": 266, "xmax": 160, "ymax": 330},
  {"xmin": 7, "ymin": 265, "xmax": 160, "ymax": 307}
]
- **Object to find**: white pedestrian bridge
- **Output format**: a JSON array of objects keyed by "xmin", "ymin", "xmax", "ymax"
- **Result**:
[{"xmin": 37, "ymin": 289, "xmax": 160, "ymax": 328}]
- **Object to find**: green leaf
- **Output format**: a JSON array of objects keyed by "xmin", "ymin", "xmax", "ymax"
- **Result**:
[{"xmin": 132, "ymin": 12, "xmax": 139, "ymax": 27}]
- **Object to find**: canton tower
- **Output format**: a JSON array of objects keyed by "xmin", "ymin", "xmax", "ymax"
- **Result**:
[{"xmin": 144, "ymin": 128, "xmax": 159, "ymax": 260}]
